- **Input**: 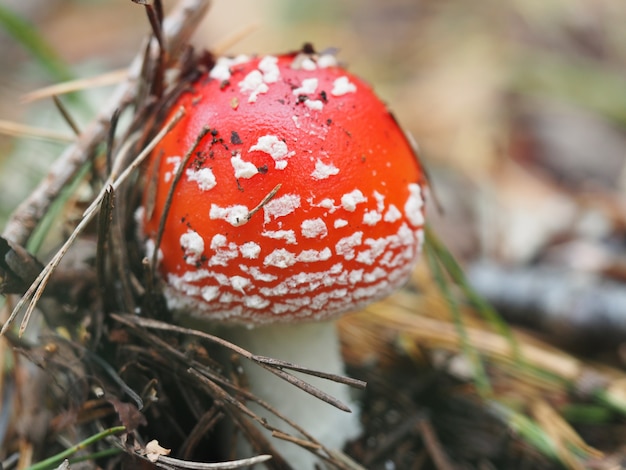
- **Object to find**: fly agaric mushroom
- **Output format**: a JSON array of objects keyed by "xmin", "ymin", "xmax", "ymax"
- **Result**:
[{"xmin": 141, "ymin": 49, "xmax": 426, "ymax": 466}]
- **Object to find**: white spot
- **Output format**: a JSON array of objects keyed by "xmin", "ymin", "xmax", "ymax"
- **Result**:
[
  {"xmin": 317, "ymin": 54, "xmax": 338, "ymax": 68},
  {"xmin": 284, "ymin": 295, "xmax": 311, "ymax": 307},
  {"xmin": 404, "ymin": 183, "xmax": 425, "ymax": 227},
  {"xmin": 341, "ymin": 189, "xmax": 367, "ymax": 212},
  {"xmin": 180, "ymin": 230, "xmax": 204, "ymax": 265},
  {"xmin": 330, "ymin": 263, "xmax": 344, "ymax": 274},
  {"xmin": 334, "ymin": 219, "xmax": 348, "ymax": 229},
  {"xmin": 356, "ymin": 237, "xmax": 389, "ymax": 265},
  {"xmin": 201, "ymin": 285, "xmax": 220, "ymax": 302},
  {"xmin": 219, "ymin": 292, "xmax": 235, "ymax": 304},
  {"xmin": 164, "ymin": 155, "xmax": 182, "ymax": 183},
  {"xmin": 331, "ymin": 76, "xmax": 357, "ymax": 96},
  {"xmin": 330, "ymin": 288, "xmax": 348, "ymax": 299},
  {"xmin": 258, "ymin": 55, "xmax": 280, "ymax": 83},
  {"xmin": 349, "ymin": 269, "xmax": 364, "ymax": 284},
  {"xmin": 210, "ymin": 204, "xmax": 249, "ymax": 227},
  {"xmin": 176, "ymin": 269, "xmax": 211, "ymax": 284},
  {"xmin": 397, "ymin": 222, "xmax": 416, "ymax": 246},
  {"xmin": 186, "ymin": 167, "xmax": 217, "ymax": 191},
  {"xmin": 166, "ymin": 155, "xmax": 181, "ymax": 167},
  {"xmin": 304, "ymin": 99, "xmax": 324, "ymax": 111},
  {"xmin": 240, "ymin": 264, "xmax": 277, "ymax": 282},
  {"xmin": 264, "ymin": 249, "xmax": 297, "ymax": 269},
  {"xmin": 263, "ymin": 194, "xmax": 301, "ymax": 223},
  {"xmin": 310, "ymin": 292, "xmax": 330, "ymax": 310},
  {"xmin": 416, "ymin": 228, "xmax": 425, "ymax": 252},
  {"xmin": 373, "ymin": 191, "xmax": 386, "ymax": 212},
  {"xmin": 301, "ymin": 218, "xmax": 328, "ymax": 239},
  {"xmin": 363, "ymin": 210, "xmax": 382, "ymax": 226},
  {"xmin": 384, "ymin": 204, "xmax": 402, "ymax": 223},
  {"xmin": 292, "ymin": 115, "xmax": 301, "ymax": 128},
  {"xmin": 239, "ymin": 70, "xmax": 269, "ymax": 103},
  {"xmin": 134, "ymin": 205, "xmax": 145, "ymax": 225},
  {"xmin": 301, "ymin": 57, "xmax": 317, "ymax": 70},
  {"xmin": 296, "ymin": 248, "xmax": 332, "ymax": 262},
  {"xmin": 272, "ymin": 303, "xmax": 293, "ymax": 315},
  {"xmin": 210, "ymin": 234, "xmax": 227, "ymax": 250},
  {"xmin": 209, "ymin": 54, "xmax": 249, "ymax": 81},
  {"xmin": 260, "ymin": 283, "xmax": 289, "ymax": 297},
  {"xmin": 209, "ymin": 241, "xmax": 239, "ymax": 267},
  {"xmin": 166, "ymin": 272, "xmax": 199, "ymax": 294},
  {"xmin": 317, "ymin": 198, "xmax": 338, "ymax": 212},
  {"xmin": 290, "ymin": 53, "xmax": 313, "ymax": 71},
  {"xmin": 239, "ymin": 242, "xmax": 261, "ymax": 259},
  {"xmin": 209, "ymin": 60, "xmax": 232, "ymax": 82},
  {"xmin": 311, "ymin": 159, "xmax": 339, "ymax": 180},
  {"xmin": 364, "ymin": 267, "xmax": 388, "ymax": 283},
  {"xmin": 244, "ymin": 295, "xmax": 271, "ymax": 310},
  {"xmin": 230, "ymin": 153, "xmax": 259, "ymax": 179},
  {"xmin": 262, "ymin": 229, "xmax": 297, "ymax": 244},
  {"xmin": 380, "ymin": 251, "xmax": 394, "ymax": 267},
  {"xmin": 249, "ymin": 135, "xmax": 295, "ymax": 170},
  {"xmin": 230, "ymin": 276, "xmax": 251, "ymax": 293},
  {"xmin": 293, "ymin": 78, "xmax": 319, "ymax": 96},
  {"xmin": 353, "ymin": 282, "xmax": 389, "ymax": 300},
  {"xmin": 144, "ymin": 239, "xmax": 163, "ymax": 264},
  {"xmin": 335, "ymin": 232, "xmax": 363, "ymax": 260}
]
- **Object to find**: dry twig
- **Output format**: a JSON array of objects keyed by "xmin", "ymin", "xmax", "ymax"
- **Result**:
[
  {"xmin": 111, "ymin": 314, "xmax": 365, "ymax": 410},
  {"xmin": 0, "ymin": 119, "xmax": 74, "ymax": 142},
  {"xmin": 110, "ymin": 313, "xmax": 361, "ymax": 469}
]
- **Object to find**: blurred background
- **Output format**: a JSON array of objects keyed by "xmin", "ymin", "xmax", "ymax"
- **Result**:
[{"xmin": 2, "ymin": 0, "xmax": 626, "ymax": 347}]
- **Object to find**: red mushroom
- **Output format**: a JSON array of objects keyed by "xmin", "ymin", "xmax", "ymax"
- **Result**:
[{"xmin": 141, "ymin": 49, "xmax": 426, "ymax": 465}]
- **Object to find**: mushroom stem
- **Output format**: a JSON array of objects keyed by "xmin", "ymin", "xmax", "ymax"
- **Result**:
[{"xmin": 226, "ymin": 320, "xmax": 361, "ymax": 467}]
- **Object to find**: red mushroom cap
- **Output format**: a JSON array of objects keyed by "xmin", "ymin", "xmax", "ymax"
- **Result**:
[{"xmin": 141, "ymin": 51, "xmax": 426, "ymax": 325}]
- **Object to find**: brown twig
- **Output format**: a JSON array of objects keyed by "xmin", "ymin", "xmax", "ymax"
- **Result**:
[
  {"xmin": 110, "ymin": 314, "xmax": 361, "ymax": 413},
  {"xmin": 246, "ymin": 184, "xmax": 282, "ymax": 222},
  {"xmin": 152, "ymin": 453, "xmax": 273, "ymax": 469},
  {"xmin": 115, "ymin": 323, "xmax": 316, "ymax": 467},
  {"xmin": 151, "ymin": 126, "xmax": 212, "ymax": 273},
  {"xmin": 180, "ymin": 407, "xmax": 225, "ymax": 459},
  {"xmin": 0, "ymin": 120, "xmax": 74, "ymax": 143},
  {"xmin": 51, "ymin": 95, "xmax": 81, "ymax": 135},
  {"xmin": 21, "ymin": 69, "xmax": 127, "ymax": 103},
  {"xmin": 110, "ymin": 316, "xmax": 362, "ymax": 468},
  {"xmin": 188, "ymin": 368, "xmax": 353, "ymax": 470},
  {"xmin": 254, "ymin": 356, "xmax": 366, "ymax": 389},
  {"xmin": 416, "ymin": 416, "xmax": 457, "ymax": 470},
  {"xmin": 271, "ymin": 431, "xmax": 322, "ymax": 450},
  {"xmin": 117, "ymin": 323, "xmax": 323, "ymax": 455},
  {"xmin": 142, "ymin": 0, "xmax": 167, "ymax": 98},
  {"xmin": 95, "ymin": 186, "xmax": 115, "ymax": 306}
]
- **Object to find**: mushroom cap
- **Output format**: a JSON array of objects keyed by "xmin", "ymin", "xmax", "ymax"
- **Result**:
[{"xmin": 142, "ymin": 51, "xmax": 426, "ymax": 325}]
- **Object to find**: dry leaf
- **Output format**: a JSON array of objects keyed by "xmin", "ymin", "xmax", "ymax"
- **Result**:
[{"xmin": 145, "ymin": 439, "xmax": 171, "ymax": 463}]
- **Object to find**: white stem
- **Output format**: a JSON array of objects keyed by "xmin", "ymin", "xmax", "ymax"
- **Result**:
[{"xmin": 227, "ymin": 320, "xmax": 361, "ymax": 468}]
